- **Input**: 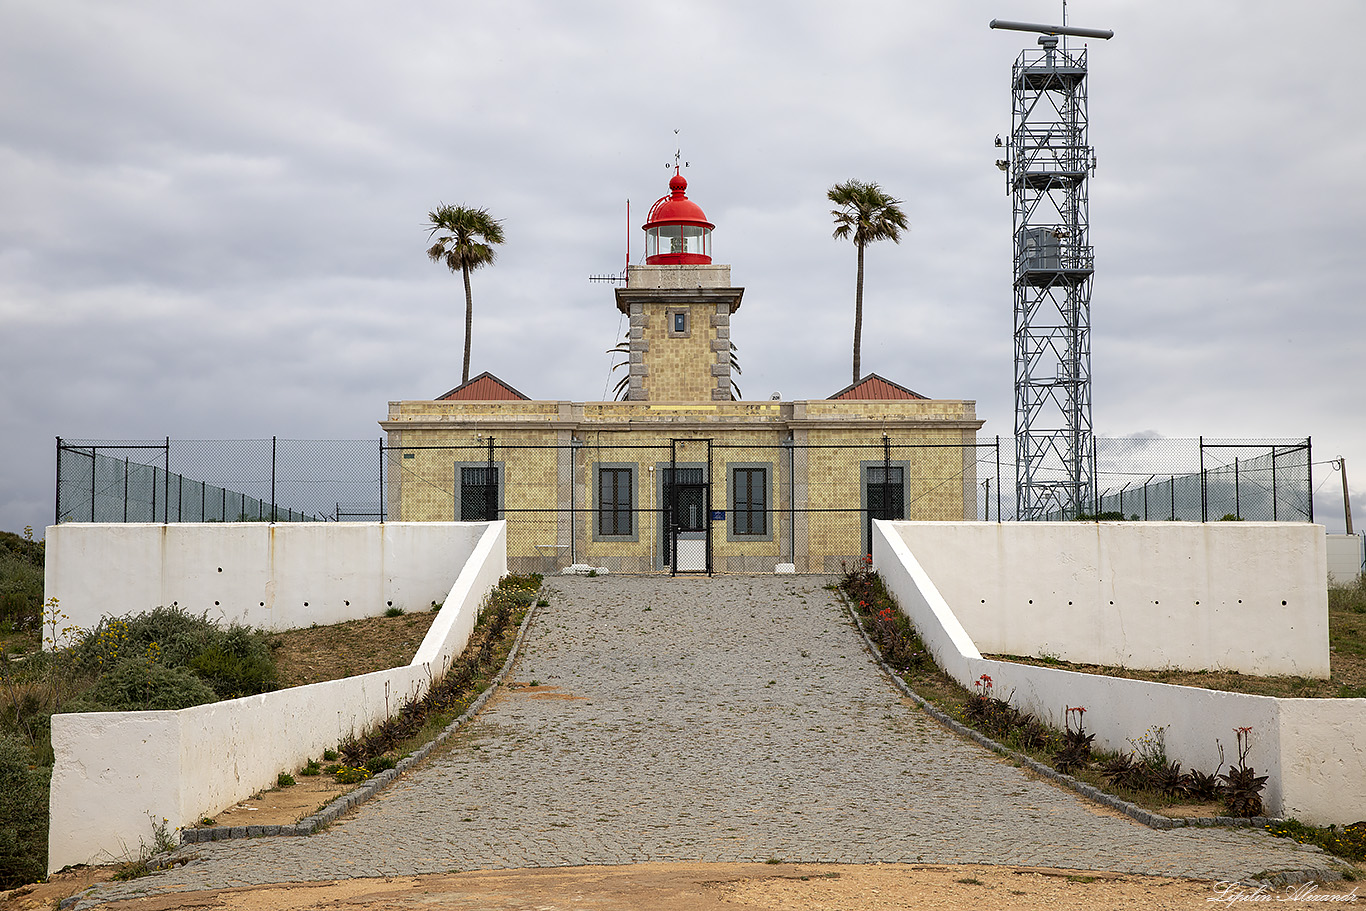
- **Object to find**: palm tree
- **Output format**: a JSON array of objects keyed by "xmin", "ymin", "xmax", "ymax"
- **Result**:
[
  {"xmin": 426, "ymin": 204, "xmax": 506, "ymax": 385},
  {"xmin": 828, "ymin": 180, "xmax": 908, "ymax": 385}
]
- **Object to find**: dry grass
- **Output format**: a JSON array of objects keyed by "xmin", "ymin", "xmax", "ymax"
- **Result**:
[{"xmin": 270, "ymin": 611, "xmax": 439, "ymax": 687}]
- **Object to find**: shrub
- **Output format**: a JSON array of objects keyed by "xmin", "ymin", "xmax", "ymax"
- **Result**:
[
  {"xmin": 74, "ymin": 606, "xmax": 216, "ymax": 670},
  {"xmin": 334, "ymin": 765, "xmax": 369, "ymax": 784},
  {"xmin": 364, "ymin": 754, "xmax": 397, "ymax": 774},
  {"xmin": 186, "ymin": 627, "xmax": 278, "ymax": 699},
  {"xmin": 0, "ymin": 531, "xmax": 44, "ymax": 632},
  {"xmin": 0, "ymin": 733, "xmax": 47, "ymax": 888},
  {"xmin": 73, "ymin": 607, "xmax": 278, "ymax": 699},
  {"xmin": 77, "ymin": 658, "xmax": 219, "ymax": 712}
]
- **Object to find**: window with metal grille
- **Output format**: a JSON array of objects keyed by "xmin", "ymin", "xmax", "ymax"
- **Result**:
[
  {"xmin": 598, "ymin": 466, "xmax": 633, "ymax": 536},
  {"xmin": 459, "ymin": 466, "xmax": 499, "ymax": 521},
  {"xmin": 866, "ymin": 466, "xmax": 905, "ymax": 520},
  {"xmin": 732, "ymin": 466, "xmax": 768, "ymax": 536}
]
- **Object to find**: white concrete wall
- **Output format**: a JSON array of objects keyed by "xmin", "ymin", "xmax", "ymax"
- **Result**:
[
  {"xmin": 44, "ymin": 522, "xmax": 490, "ymax": 636},
  {"xmin": 47, "ymin": 521, "xmax": 507, "ymax": 873},
  {"xmin": 888, "ymin": 521, "xmax": 1328, "ymax": 677},
  {"xmin": 1327, "ymin": 534, "xmax": 1364, "ymax": 583},
  {"xmin": 873, "ymin": 520, "xmax": 1366, "ymax": 824}
]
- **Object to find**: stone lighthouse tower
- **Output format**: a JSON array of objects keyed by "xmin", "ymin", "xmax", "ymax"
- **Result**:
[{"xmin": 615, "ymin": 171, "xmax": 744, "ymax": 401}]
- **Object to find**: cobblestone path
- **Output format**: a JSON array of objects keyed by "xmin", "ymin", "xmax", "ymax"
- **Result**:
[{"xmin": 77, "ymin": 575, "xmax": 1335, "ymax": 906}]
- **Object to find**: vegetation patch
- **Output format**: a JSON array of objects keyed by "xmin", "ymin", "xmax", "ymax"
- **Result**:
[
  {"xmin": 332, "ymin": 574, "xmax": 539, "ymax": 773},
  {"xmin": 1265, "ymin": 818, "xmax": 1366, "ymax": 865},
  {"xmin": 837, "ymin": 558, "xmax": 1269, "ymax": 821},
  {"xmin": 0, "ymin": 529, "xmax": 43, "ymax": 640}
]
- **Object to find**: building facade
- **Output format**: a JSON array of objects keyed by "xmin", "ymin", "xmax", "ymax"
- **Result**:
[{"xmin": 383, "ymin": 173, "xmax": 984, "ymax": 573}]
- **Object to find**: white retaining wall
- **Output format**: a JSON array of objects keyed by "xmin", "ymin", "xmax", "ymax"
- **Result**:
[
  {"xmin": 47, "ymin": 521, "xmax": 507, "ymax": 873},
  {"xmin": 873, "ymin": 520, "xmax": 1366, "ymax": 824},
  {"xmin": 43, "ymin": 522, "xmax": 491, "ymax": 636},
  {"xmin": 889, "ymin": 521, "xmax": 1328, "ymax": 677},
  {"xmin": 1327, "ymin": 534, "xmax": 1364, "ymax": 584}
]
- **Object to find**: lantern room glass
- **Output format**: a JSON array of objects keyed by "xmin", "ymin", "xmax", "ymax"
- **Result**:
[{"xmin": 647, "ymin": 224, "xmax": 710, "ymax": 259}]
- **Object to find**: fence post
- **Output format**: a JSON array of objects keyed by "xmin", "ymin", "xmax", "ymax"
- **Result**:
[
  {"xmin": 1234, "ymin": 457, "xmax": 1240, "ymax": 519},
  {"xmin": 54, "ymin": 438, "xmax": 63, "ymax": 526},
  {"xmin": 487, "ymin": 436, "xmax": 496, "ymax": 521},
  {"xmin": 1271, "ymin": 445, "xmax": 1278, "ymax": 521},
  {"xmin": 1307, "ymin": 437, "xmax": 1313, "ymax": 523},
  {"xmin": 163, "ymin": 438, "xmax": 170, "ymax": 524},
  {"xmin": 379, "ymin": 439, "xmax": 386, "ymax": 523},
  {"xmin": 788, "ymin": 438, "xmax": 796, "ymax": 560},
  {"xmin": 1092, "ymin": 436, "xmax": 1099, "ymax": 518},
  {"xmin": 270, "ymin": 436, "xmax": 277, "ymax": 523},
  {"xmin": 1199, "ymin": 436, "xmax": 1207, "ymax": 523},
  {"xmin": 995, "ymin": 435, "xmax": 1002, "ymax": 522},
  {"xmin": 569, "ymin": 438, "xmax": 579, "ymax": 564}
]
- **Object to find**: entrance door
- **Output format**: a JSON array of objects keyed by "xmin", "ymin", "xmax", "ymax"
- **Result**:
[
  {"xmin": 865, "ymin": 465, "xmax": 904, "ymax": 555},
  {"xmin": 661, "ymin": 466, "xmax": 707, "ymax": 570}
]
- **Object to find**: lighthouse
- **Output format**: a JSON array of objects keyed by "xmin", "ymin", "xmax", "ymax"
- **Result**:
[{"xmin": 616, "ymin": 171, "xmax": 744, "ymax": 401}]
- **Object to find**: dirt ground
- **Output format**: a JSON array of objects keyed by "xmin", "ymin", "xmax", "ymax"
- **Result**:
[
  {"xmin": 7, "ymin": 862, "xmax": 1360, "ymax": 911},
  {"xmin": 199, "ymin": 773, "xmax": 354, "ymax": 829},
  {"xmin": 270, "ymin": 610, "xmax": 438, "ymax": 687}
]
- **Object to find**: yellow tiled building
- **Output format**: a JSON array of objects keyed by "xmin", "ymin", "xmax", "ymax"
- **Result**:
[{"xmin": 383, "ymin": 173, "xmax": 983, "ymax": 573}]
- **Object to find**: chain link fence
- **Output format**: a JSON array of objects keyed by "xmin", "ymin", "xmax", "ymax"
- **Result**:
[
  {"xmin": 1080, "ymin": 437, "xmax": 1312, "ymax": 523},
  {"xmin": 56, "ymin": 438, "xmax": 381, "ymax": 524},
  {"xmin": 55, "ymin": 435, "xmax": 1311, "ymax": 571}
]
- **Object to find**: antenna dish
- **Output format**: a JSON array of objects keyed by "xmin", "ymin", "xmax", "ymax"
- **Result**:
[{"xmin": 989, "ymin": 19, "xmax": 1113, "ymax": 39}]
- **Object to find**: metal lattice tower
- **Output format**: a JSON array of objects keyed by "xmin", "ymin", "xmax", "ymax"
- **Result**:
[{"xmin": 992, "ymin": 19, "xmax": 1111, "ymax": 520}]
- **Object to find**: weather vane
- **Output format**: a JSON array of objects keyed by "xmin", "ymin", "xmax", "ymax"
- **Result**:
[{"xmin": 667, "ymin": 129, "xmax": 689, "ymax": 172}]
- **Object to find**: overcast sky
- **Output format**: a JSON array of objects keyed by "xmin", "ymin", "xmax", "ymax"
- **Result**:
[{"xmin": 2, "ymin": 0, "xmax": 1363, "ymax": 535}]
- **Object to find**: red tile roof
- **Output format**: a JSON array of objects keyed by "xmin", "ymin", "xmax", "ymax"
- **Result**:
[
  {"xmin": 436, "ymin": 372, "xmax": 530, "ymax": 401},
  {"xmin": 827, "ymin": 374, "xmax": 927, "ymax": 401}
]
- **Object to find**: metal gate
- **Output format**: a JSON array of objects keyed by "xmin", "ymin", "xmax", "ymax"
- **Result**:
[{"xmin": 666, "ymin": 438, "xmax": 712, "ymax": 574}]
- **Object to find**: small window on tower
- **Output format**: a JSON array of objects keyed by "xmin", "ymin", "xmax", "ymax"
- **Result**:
[{"xmin": 666, "ymin": 308, "xmax": 691, "ymax": 338}]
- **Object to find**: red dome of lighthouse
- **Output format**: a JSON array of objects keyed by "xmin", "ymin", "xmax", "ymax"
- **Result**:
[{"xmin": 643, "ymin": 172, "xmax": 714, "ymax": 264}]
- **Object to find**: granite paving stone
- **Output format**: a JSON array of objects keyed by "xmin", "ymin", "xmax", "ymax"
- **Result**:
[{"xmin": 73, "ymin": 574, "xmax": 1340, "ymax": 907}]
